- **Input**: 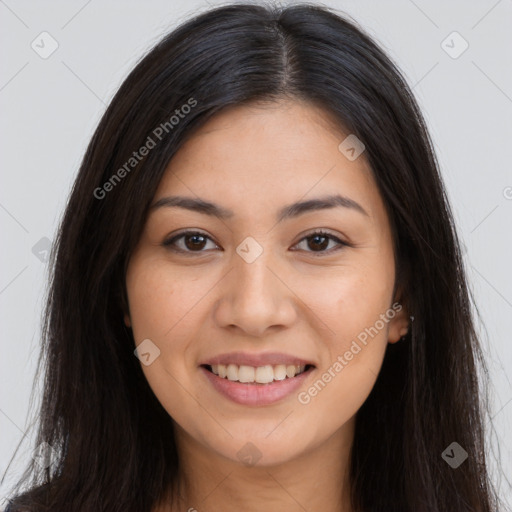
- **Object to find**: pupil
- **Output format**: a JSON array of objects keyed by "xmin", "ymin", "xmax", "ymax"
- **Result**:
[
  {"xmin": 310, "ymin": 235, "xmax": 328, "ymax": 251},
  {"xmin": 186, "ymin": 234, "xmax": 206, "ymax": 250}
]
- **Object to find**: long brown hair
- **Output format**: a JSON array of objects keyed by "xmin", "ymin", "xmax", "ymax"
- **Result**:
[{"xmin": 3, "ymin": 2, "xmax": 501, "ymax": 510}]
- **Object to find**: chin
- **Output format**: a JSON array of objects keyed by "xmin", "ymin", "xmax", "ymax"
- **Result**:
[{"xmin": 207, "ymin": 427, "xmax": 313, "ymax": 468}]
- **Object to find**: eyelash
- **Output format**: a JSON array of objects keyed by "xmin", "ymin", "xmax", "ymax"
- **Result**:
[{"xmin": 162, "ymin": 229, "xmax": 349, "ymax": 257}]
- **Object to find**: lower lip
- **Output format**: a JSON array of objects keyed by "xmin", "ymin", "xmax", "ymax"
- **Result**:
[{"xmin": 200, "ymin": 366, "xmax": 315, "ymax": 406}]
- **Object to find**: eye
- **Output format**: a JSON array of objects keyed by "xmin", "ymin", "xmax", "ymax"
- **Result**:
[
  {"xmin": 292, "ymin": 230, "xmax": 348, "ymax": 256},
  {"xmin": 162, "ymin": 230, "xmax": 219, "ymax": 253},
  {"xmin": 162, "ymin": 229, "xmax": 348, "ymax": 255}
]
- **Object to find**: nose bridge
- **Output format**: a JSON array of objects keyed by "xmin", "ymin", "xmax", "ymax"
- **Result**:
[
  {"xmin": 215, "ymin": 242, "xmax": 296, "ymax": 335},
  {"xmin": 232, "ymin": 245, "xmax": 279, "ymax": 310}
]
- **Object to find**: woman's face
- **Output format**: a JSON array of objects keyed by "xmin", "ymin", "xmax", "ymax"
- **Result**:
[{"xmin": 124, "ymin": 99, "xmax": 409, "ymax": 467}]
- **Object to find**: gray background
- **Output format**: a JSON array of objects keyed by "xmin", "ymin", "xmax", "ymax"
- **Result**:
[{"xmin": 1, "ymin": 0, "xmax": 511, "ymax": 507}]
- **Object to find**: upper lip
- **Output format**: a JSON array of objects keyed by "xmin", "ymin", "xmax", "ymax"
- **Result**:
[{"xmin": 200, "ymin": 351, "xmax": 316, "ymax": 368}]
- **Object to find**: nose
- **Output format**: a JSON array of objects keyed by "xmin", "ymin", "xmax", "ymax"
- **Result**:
[{"xmin": 213, "ymin": 248, "xmax": 297, "ymax": 337}]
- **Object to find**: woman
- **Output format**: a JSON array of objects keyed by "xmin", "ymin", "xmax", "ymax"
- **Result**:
[{"xmin": 3, "ymin": 2, "xmax": 500, "ymax": 511}]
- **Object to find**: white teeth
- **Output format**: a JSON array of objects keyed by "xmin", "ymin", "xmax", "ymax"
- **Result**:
[
  {"xmin": 210, "ymin": 363, "xmax": 307, "ymax": 383},
  {"xmin": 218, "ymin": 364, "xmax": 227, "ymax": 378},
  {"xmin": 238, "ymin": 365, "xmax": 255, "ymax": 383},
  {"xmin": 273, "ymin": 364, "xmax": 287, "ymax": 381},
  {"xmin": 227, "ymin": 364, "xmax": 238, "ymax": 381},
  {"xmin": 286, "ymin": 365, "xmax": 297, "ymax": 378},
  {"xmin": 255, "ymin": 365, "xmax": 274, "ymax": 384}
]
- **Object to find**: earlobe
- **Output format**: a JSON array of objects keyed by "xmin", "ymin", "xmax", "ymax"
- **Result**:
[
  {"xmin": 388, "ymin": 305, "xmax": 411, "ymax": 344},
  {"xmin": 397, "ymin": 326, "xmax": 409, "ymax": 342},
  {"xmin": 388, "ymin": 325, "xmax": 409, "ymax": 344},
  {"xmin": 124, "ymin": 313, "xmax": 132, "ymax": 328}
]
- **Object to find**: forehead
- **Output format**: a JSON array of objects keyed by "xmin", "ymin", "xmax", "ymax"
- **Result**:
[{"xmin": 154, "ymin": 99, "xmax": 383, "ymax": 224}]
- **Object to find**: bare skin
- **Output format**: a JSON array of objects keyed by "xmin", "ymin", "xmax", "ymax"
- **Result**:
[{"xmin": 123, "ymin": 98, "xmax": 410, "ymax": 512}]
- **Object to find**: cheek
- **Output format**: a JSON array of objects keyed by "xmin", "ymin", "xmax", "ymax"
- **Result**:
[
  {"xmin": 126, "ymin": 255, "xmax": 214, "ymax": 340},
  {"xmin": 125, "ymin": 257, "xmax": 210, "ymax": 421},
  {"xmin": 297, "ymin": 354, "xmax": 382, "ymax": 435},
  {"xmin": 298, "ymin": 256, "xmax": 394, "ymax": 401},
  {"xmin": 125, "ymin": 256, "xmax": 222, "ymax": 393},
  {"xmin": 302, "ymin": 259, "xmax": 394, "ymax": 345},
  {"xmin": 295, "ymin": 268, "xmax": 394, "ymax": 424}
]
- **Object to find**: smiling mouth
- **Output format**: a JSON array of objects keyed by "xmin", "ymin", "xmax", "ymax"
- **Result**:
[{"xmin": 201, "ymin": 363, "xmax": 315, "ymax": 384}]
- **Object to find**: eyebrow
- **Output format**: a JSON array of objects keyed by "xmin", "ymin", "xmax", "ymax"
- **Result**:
[{"xmin": 149, "ymin": 193, "xmax": 369, "ymax": 222}]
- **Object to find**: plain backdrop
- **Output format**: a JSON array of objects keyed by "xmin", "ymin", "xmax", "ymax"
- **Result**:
[{"xmin": 1, "ymin": 0, "xmax": 511, "ymax": 508}]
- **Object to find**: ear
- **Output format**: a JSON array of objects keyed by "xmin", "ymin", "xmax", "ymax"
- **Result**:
[
  {"xmin": 387, "ymin": 307, "xmax": 410, "ymax": 344},
  {"xmin": 387, "ymin": 290, "xmax": 410, "ymax": 344}
]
